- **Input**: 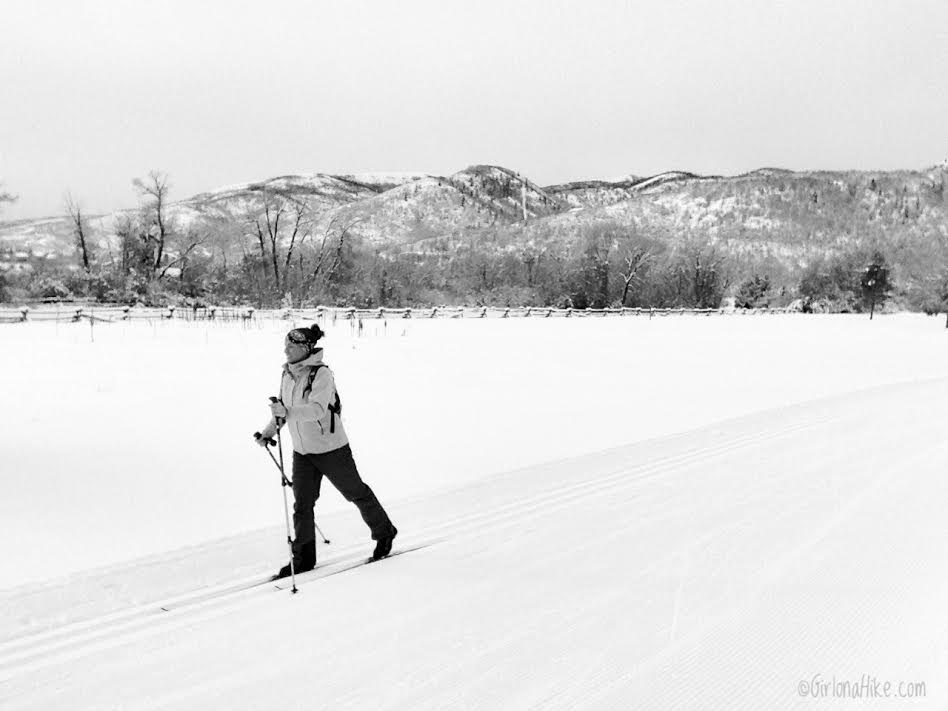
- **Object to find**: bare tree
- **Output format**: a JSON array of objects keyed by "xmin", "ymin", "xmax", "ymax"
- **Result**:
[
  {"xmin": 282, "ymin": 201, "xmax": 309, "ymax": 289},
  {"xmin": 261, "ymin": 197, "xmax": 283, "ymax": 286},
  {"xmin": 678, "ymin": 243, "xmax": 731, "ymax": 308},
  {"xmin": 860, "ymin": 251, "xmax": 890, "ymax": 320},
  {"xmin": 520, "ymin": 245, "xmax": 539, "ymax": 286},
  {"xmin": 112, "ymin": 213, "xmax": 152, "ymax": 278},
  {"xmin": 132, "ymin": 171, "xmax": 172, "ymax": 276},
  {"xmin": 114, "ymin": 214, "xmax": 134, "ymax": 277},
  {"xmin": 201, "ymin": 214, "xmax": 239, "ymax": 278},
  {"xmin": 244, "ymin": 191, "xmax": 313, "ymax": 294},
  {"xmin": 64, "ymin": 193, "xmax": 92, "ymax": 271},
  {"xmin": 301, "ymin": 214, "xmax": 363, "ymax": 297},
  {"xmin": 619, "ymin": 246, "xmax": 653, "ymax": 306},
  {"xmin": 157, "ymin": 225, "xmax": 206, "ymax": 280}
]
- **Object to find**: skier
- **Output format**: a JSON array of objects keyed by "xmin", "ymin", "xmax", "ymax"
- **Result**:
[{"xmin": 256, "ymin": 323, "xmax": 397, "ymax": 579}]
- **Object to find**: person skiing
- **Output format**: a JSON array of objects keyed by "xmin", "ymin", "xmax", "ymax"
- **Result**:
[{"xmin": 255, "ymin": 323, "xmax": 397, "ymax": 579}]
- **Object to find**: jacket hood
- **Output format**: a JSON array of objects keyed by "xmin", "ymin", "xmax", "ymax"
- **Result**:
[{"xmin": 285, "ymin": 348, "xmax": 324, "ymax": 377}]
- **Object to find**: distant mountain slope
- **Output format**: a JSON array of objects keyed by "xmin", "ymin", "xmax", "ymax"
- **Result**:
[
  {"xmin": 181, "ymin": 173, "xmax": 424, "ymax": 215},
  {"xmin": 507, "ymin": 167, "xmax": 948, "ymax": 267},
  {"xmin": 0, "ymin": 172, "xmax": 432, "ymax": 262},
  {"xmin": 2, "ymin": 165, "xmax": 946, "ymax": 279},
  {"xmin": 313, "ymin": 165, "xmax": 564, "ymax": 246},
  {"xmin": 545, "ymin": 171, "xmax": 706, "ymax": 209}
]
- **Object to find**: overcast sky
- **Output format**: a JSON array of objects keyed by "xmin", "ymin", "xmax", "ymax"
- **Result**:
[{"xmin": 2, "ymin": 0, "xmax": 946, "ymax": 220}]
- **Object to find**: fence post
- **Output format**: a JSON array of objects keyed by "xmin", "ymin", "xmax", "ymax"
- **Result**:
[
  {"xmin": 74, "ymin": 308, "xmax": 83, "ymax": 322},
  {"xmin": 20, "ymin": 307, "xmax": 29, "ymax": 322}
]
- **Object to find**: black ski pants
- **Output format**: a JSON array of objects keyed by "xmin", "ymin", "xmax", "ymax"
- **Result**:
[{"xmin": 291, "ymin": 444, "xmax": 394, "ymax": 555}]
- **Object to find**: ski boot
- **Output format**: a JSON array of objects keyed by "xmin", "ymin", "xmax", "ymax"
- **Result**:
[
  {"xmin": 273, "ymin": 541, "xmax": 316, "ymax": 579},
  {"xmin": 372, "ymin": 527, "xmax": 398, "ymax": 561}
]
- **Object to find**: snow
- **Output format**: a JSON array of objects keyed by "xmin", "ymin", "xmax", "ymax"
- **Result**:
[
  {"xmin": 630, "ymin": 172, "xmax": 694, "ymax": 191},
  {"xmin": 2, "ymin": 313, "xmax": 948, "ymax": 709},
  {"xmin": 337, "ymin": 172, "xmax": 432, "ymax": 186}
]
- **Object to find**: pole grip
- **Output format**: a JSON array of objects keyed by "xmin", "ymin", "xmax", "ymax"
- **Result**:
[
  {"xmin": 269, "ymin": 396, "xmax": 285, "ymax": 426},
  {"xmin": 253, "ymin": 431, "xmax": 277, "ymax": 447}
]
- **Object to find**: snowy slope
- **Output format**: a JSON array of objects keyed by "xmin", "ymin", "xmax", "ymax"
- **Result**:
[
  {"xmin": 2, "ymin": 377, "xmax": 948, "ymax": 709},
  {"xmin": 3, "ymin": 314, "xmax": 947, "ymax": 592},
  {"xmin": 1, "ymin": 315, "xmax": 947, "ymax": 709}
]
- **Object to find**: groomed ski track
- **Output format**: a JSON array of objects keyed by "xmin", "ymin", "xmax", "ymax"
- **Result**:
[{"xmin": 3, "ymin": 377, "xmax": 948, "ymax": 709}]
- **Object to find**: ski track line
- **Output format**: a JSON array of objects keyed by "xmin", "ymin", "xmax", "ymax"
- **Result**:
[
  {"xmin": 378, "ymin": 414, "xmax": 837, "ymax": 559},
  {"xmin": 270, "ymin": 541, "xmax": 442, "ymax": 590},
  {"xmin": 0, "ymin": 414, "xmax": 835, "ymax": 680},
  {"xmin": 0, "ymin": 540, "xmax": 445, "ymax": 681},
  {"xmin": 0, "ymin": 536, "xmax": 407, "ymax": 669},
  {"xmin": 413, "ymin": 415, "xmax": 841, "ymax": 544},
  {"xmin": 1, "ymin": 412, "xmax": 827, "ymax": 657},
  {"xmin": 0, "ymin": 414, "xmax": 832, "ymax": 677},
  {"xmin": 0, "ymin": 539, "xmax": 376, "ymax": 651},
  {"xmin": 572, "ymin": 442, "xmax": 948, "ymax": 711}
]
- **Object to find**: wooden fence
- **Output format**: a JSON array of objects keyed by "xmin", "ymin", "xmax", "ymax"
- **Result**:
[{"xmin": 0, "ymin": 303, "xmax": 794, "ymax": 325}]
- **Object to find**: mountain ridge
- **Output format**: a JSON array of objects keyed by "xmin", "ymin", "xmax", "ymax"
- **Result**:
[{"xmin": 2, "ymin": 163, "xmax": 946, "ymax": 309}]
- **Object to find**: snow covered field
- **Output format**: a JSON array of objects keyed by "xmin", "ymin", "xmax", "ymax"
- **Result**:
[{"xmin": 2, "ymin": 313, "xmax": 947, "ymax": 709}]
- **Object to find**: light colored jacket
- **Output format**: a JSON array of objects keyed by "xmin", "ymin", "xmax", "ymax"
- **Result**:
[{"xmin": 261, "ymin": 348, "xmax": 349, "ymax": 454}]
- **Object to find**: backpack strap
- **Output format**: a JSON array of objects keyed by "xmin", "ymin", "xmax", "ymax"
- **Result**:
[{"xmin": 304, "ymin": 364, "xmax": 342, "ymax": 434}]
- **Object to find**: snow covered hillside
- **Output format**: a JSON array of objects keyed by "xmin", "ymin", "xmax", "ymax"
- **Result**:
[{"xmin": 1, "ymin": 314, "xmax": 947, "ymax": 709}]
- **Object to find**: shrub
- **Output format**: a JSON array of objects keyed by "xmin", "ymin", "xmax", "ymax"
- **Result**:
[
  {"xmin": 735, "ymin": 275, "xmax": 772, "ymax": 308},
  {"xmin": 29, "ymin": 276, "xmax": 72, "ymax": 301}
]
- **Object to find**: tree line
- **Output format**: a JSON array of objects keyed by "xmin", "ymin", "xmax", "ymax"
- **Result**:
[{"xmin": 2, "ymin": 173, "xmax": 947, "ymax": 319}]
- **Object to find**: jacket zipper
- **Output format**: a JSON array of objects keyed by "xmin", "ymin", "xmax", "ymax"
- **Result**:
[{"xmin": 286, "ymin": 373, "xmax": 305, "ymax": 444}]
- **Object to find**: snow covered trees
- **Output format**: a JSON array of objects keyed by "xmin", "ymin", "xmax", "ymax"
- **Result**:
[
  {"xmin": 797, "ymin": 250, "xmax": 894, "ymax": 316},
  {"xmin": 735, "ymin": 275, "xmax": 773, "ymax": 309}
]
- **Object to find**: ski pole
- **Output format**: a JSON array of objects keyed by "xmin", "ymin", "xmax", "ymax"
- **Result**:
[
  {"xmin": 266, "ymin": 397, "xmax": 297, "ymax": 594},
  {"xmin": 256, "ymin": 436, "xmax": 291, "ymax": 485},
  {"xmin": 254, "ymin": 431, "xmax": 331, "ymax": 545},
  {"xmin": 314, "ymin": 521, "xmax": 331, "ymax": 546}
]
